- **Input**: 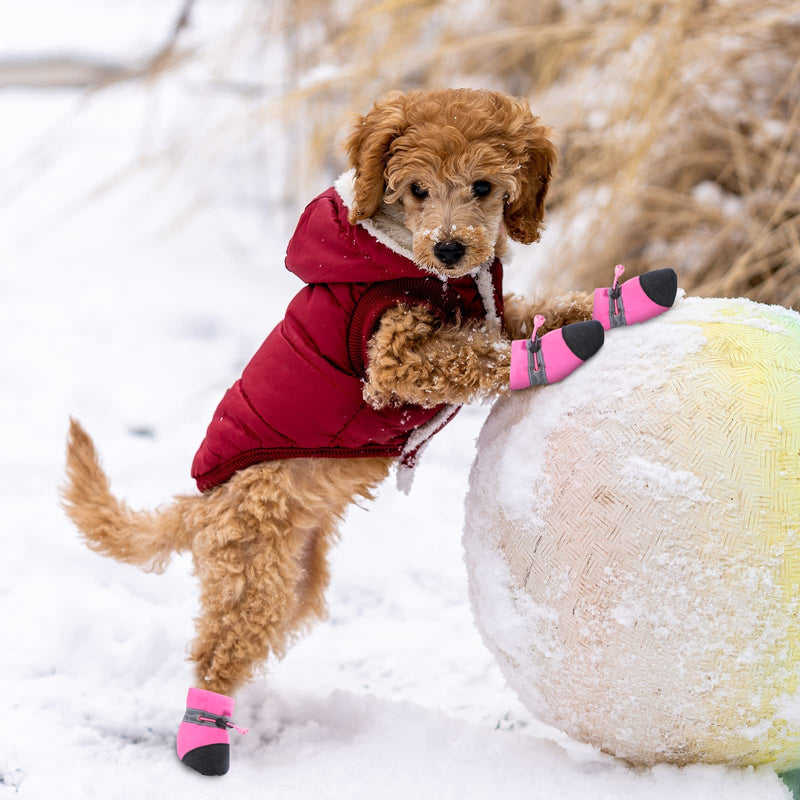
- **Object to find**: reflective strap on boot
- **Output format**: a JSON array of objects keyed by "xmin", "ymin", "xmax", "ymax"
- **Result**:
[
  {"xmin": 526, "ymin": 338, "xmax": 548, "ymax": 386},
  {"xmin": 184, "ymin": 707, "xmax": 249, "ymax": 735},
  {"xmin": 608, "ymin": 264, "xmax": 627, "ymax": 327},
  {"xmin": 608, "ymin": 286, "xmax": 627, "ymax": 327}
]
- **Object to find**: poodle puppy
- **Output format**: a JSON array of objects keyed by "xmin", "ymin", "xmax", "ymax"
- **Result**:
[{"xmin": 62, "ymin": 88, "xmax": 675, "ymax": 776}]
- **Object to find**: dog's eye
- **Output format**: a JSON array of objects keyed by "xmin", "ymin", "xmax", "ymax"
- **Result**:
[
  {"xmin": 472, "ymin": 180, "xmax": 492, "ymax": 198},
  {"xmin": 410, "ymin": 183, "xmax": 429, "ymax": 199}
]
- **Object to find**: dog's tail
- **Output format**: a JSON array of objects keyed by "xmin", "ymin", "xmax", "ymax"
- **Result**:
[{"xmin": 61, "ymin": 418, "xmax": 194, "ymax": 572}]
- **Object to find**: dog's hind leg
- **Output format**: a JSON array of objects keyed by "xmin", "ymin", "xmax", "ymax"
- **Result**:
[
  {"xmin": 285, "ymin": 523, "xmax": 341, "ymax": 635},
  {"xmin": 186, "ymin": 456, "xmax": 392, "ymax": 695},
  {"xmin": 287, "ymin": 456, "xmax": 393, "ymax": 633},
  {"xmin": 179, "ymin": 463, "xmax": 309, "ymax": 775},
  {"xmin": 179, "ymin": 458, "xmax": 390, "ymax": 775},
  {"xmin": 188, "ymin": 464, "xmax": 308, "ymax": 695}
]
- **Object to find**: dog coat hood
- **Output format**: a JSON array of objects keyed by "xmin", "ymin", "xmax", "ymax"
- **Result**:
[{"xmin": 191, "ymin": 176, "xmax": 504, "ymax": 492}]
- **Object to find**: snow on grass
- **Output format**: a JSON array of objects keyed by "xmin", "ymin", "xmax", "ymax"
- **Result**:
[{"xmin": 0, "ymin": 9, "xmax": 793, "ymax": 797}]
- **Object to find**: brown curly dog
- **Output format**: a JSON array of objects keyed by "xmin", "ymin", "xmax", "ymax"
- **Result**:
[{"xmin": 62, "ymin": 89, "xmax": 595, "ymax": 700}]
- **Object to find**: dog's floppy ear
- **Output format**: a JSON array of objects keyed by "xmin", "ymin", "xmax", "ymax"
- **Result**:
[
  {"xmin": 343, "ymin": 91, "xmax": 408, "ymax": 224},
  {"xmin": 504, "ymin": 119, "xmax": 558, "ymax": 244}
]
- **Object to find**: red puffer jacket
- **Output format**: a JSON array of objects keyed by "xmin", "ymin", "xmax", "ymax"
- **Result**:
[{"xmin": 191, "ymin": 182, "xmax": 504, "ymax": 492}]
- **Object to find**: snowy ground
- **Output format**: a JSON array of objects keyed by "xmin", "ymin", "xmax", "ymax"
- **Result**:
[{"xmin": 0, "ymin": 4, "xmax": 793, "ymax": 798}]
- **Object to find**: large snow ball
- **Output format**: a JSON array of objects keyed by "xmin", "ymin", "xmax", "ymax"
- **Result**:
[{"xmin": 464, "ymin": 296, "xmax": 800, "ymax": 770}]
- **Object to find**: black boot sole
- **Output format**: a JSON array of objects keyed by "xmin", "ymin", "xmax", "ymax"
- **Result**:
[
  {"xmin": 639, "ymin": 268, "xmax": 678, "ymax": 308},
  {"xmin": 181, "ymin": 743, "xmax": 230, "ymax": 776},
  {"xmin": 562, "ymin": 319, "xmax": 605, "ymax": 361}
]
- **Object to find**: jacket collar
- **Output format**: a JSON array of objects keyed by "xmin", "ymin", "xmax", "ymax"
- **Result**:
[
  {"xmin": 334, "ymin": 169, "xmax": 417, "ymax": 263},
  {"xmin": 327, "ymin": 171, "xmax": 501, "ymax": 327}
]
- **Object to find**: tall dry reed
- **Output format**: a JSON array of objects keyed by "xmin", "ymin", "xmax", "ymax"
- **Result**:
[
  {"xmin": 58, "ymin": 0, "xmax": 797, "ymax": 308},
  {"xmin": 249, "ymin": 0, "xmax": 799, "ymax": 307}
]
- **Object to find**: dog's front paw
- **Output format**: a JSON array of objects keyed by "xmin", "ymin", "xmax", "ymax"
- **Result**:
[
  {"xmin": 362, "ymin": 380, "xmax": 394, "ymax": 409},
  {"xmin": 509, "ymin": 316, "xmax": 604, "ymax": 389},
  {"xmin": 593, "ymin": 265, "xmax": 678, "ymax": 330}
]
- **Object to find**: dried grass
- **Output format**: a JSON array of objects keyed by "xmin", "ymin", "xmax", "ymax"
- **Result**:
[
  {"xmin": 247, "ymin": 0, "xmax": 799, "ymax": 307},
  {"xmin": 536, "ymin": 0, "xmax": 800, "ymax": 309},
  {"xmin": 47, "ymin": 0, "xmax": 797, "ymax": 308}
]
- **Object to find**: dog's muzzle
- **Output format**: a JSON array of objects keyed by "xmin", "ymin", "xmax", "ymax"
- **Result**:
[{"xmin": 433, "ymin": 240, "xmax": 465, "ymax": 266}]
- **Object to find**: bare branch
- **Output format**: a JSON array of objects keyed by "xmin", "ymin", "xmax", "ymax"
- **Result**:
[{"xmin": 0, "ymin": 0, "xmax": 197, "ymax": 89}]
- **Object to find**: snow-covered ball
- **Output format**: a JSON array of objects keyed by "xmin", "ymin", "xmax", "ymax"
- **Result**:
[{"xmin": 464, "ymin": 296, "xmax": 800, "ymax": 770}]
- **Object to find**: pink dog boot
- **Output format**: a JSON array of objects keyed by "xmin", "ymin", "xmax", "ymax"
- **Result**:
[
  {"xmin": 177, "ymin": 687, "xmax": 248, "ymax": 776},
  {"xmin": 593, "ymin": 264, "xmax": 678, "ymax": 330},
  {"xmin": 510, "ymin": 315, "xmax": 604, "ymax": 390}
]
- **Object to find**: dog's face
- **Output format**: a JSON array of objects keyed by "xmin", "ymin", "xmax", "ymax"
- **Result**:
[
  {"xmin": 387, "ymin": 168, "xmax": 514, "ymax": 277},
  {"xmin": 344, "ymin": 88, "xmax": 558, "ymax": 278}
]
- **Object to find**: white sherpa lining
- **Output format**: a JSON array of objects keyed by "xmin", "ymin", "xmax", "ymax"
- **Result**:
[
  {"xmin": 395, "ymin": 450, "xmax": 424, "ymax": 495},
  {"xmin": 333, "ymin": 169, "xmax": 501, "ymax": 324},
  {"xmin": 474, "ymin": 264, "xmax": 501, "ymax": 330},
  {"xmin": 396, "ymin": 405, "xmax": 460, "ymax": 495},
  {"xmin": 334, "ymin": 169, "xmax": 417, "ymax": 263}
]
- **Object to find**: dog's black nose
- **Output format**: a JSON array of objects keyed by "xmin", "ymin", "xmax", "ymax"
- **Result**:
[{"xmin": 433, "ymin": 240, "xmax": 466, "ymax": 266}]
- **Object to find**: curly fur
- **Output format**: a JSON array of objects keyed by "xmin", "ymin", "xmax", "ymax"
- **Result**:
[
  {"xmin": 502, "ymin": 290, "xmax": 596, "ymax": 340},
  {"xmin": 63, "ymin": 418, "xmax": 391, "ymax": 693},
  {"xmin": 62, "ymin": 418, "xmax": 194, "ymax": 573},
  {"xmin": 344, "ymin": 88, "xmax": 559, "ymax": 273},
  {"xmin": 62, "ymin": 88, "xmax": 594, "ymax": 698},
  {"xmin": 363, "ymin": 307, "xmax": 512, "ymax": 408}
]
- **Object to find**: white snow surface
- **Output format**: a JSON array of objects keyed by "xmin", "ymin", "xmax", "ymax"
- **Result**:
[{"xmin": 0, "ymin": 7, "xmax": 793, "ymax": 798}]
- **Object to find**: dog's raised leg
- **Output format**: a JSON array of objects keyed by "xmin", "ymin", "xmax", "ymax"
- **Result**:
[
  {"xmin": 363, "ymin": 305, "xmax": 513, "ymax": 408},
  {"xmin": 362, "ymin": 293, "xmax": 597, "ymax": 409}
]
